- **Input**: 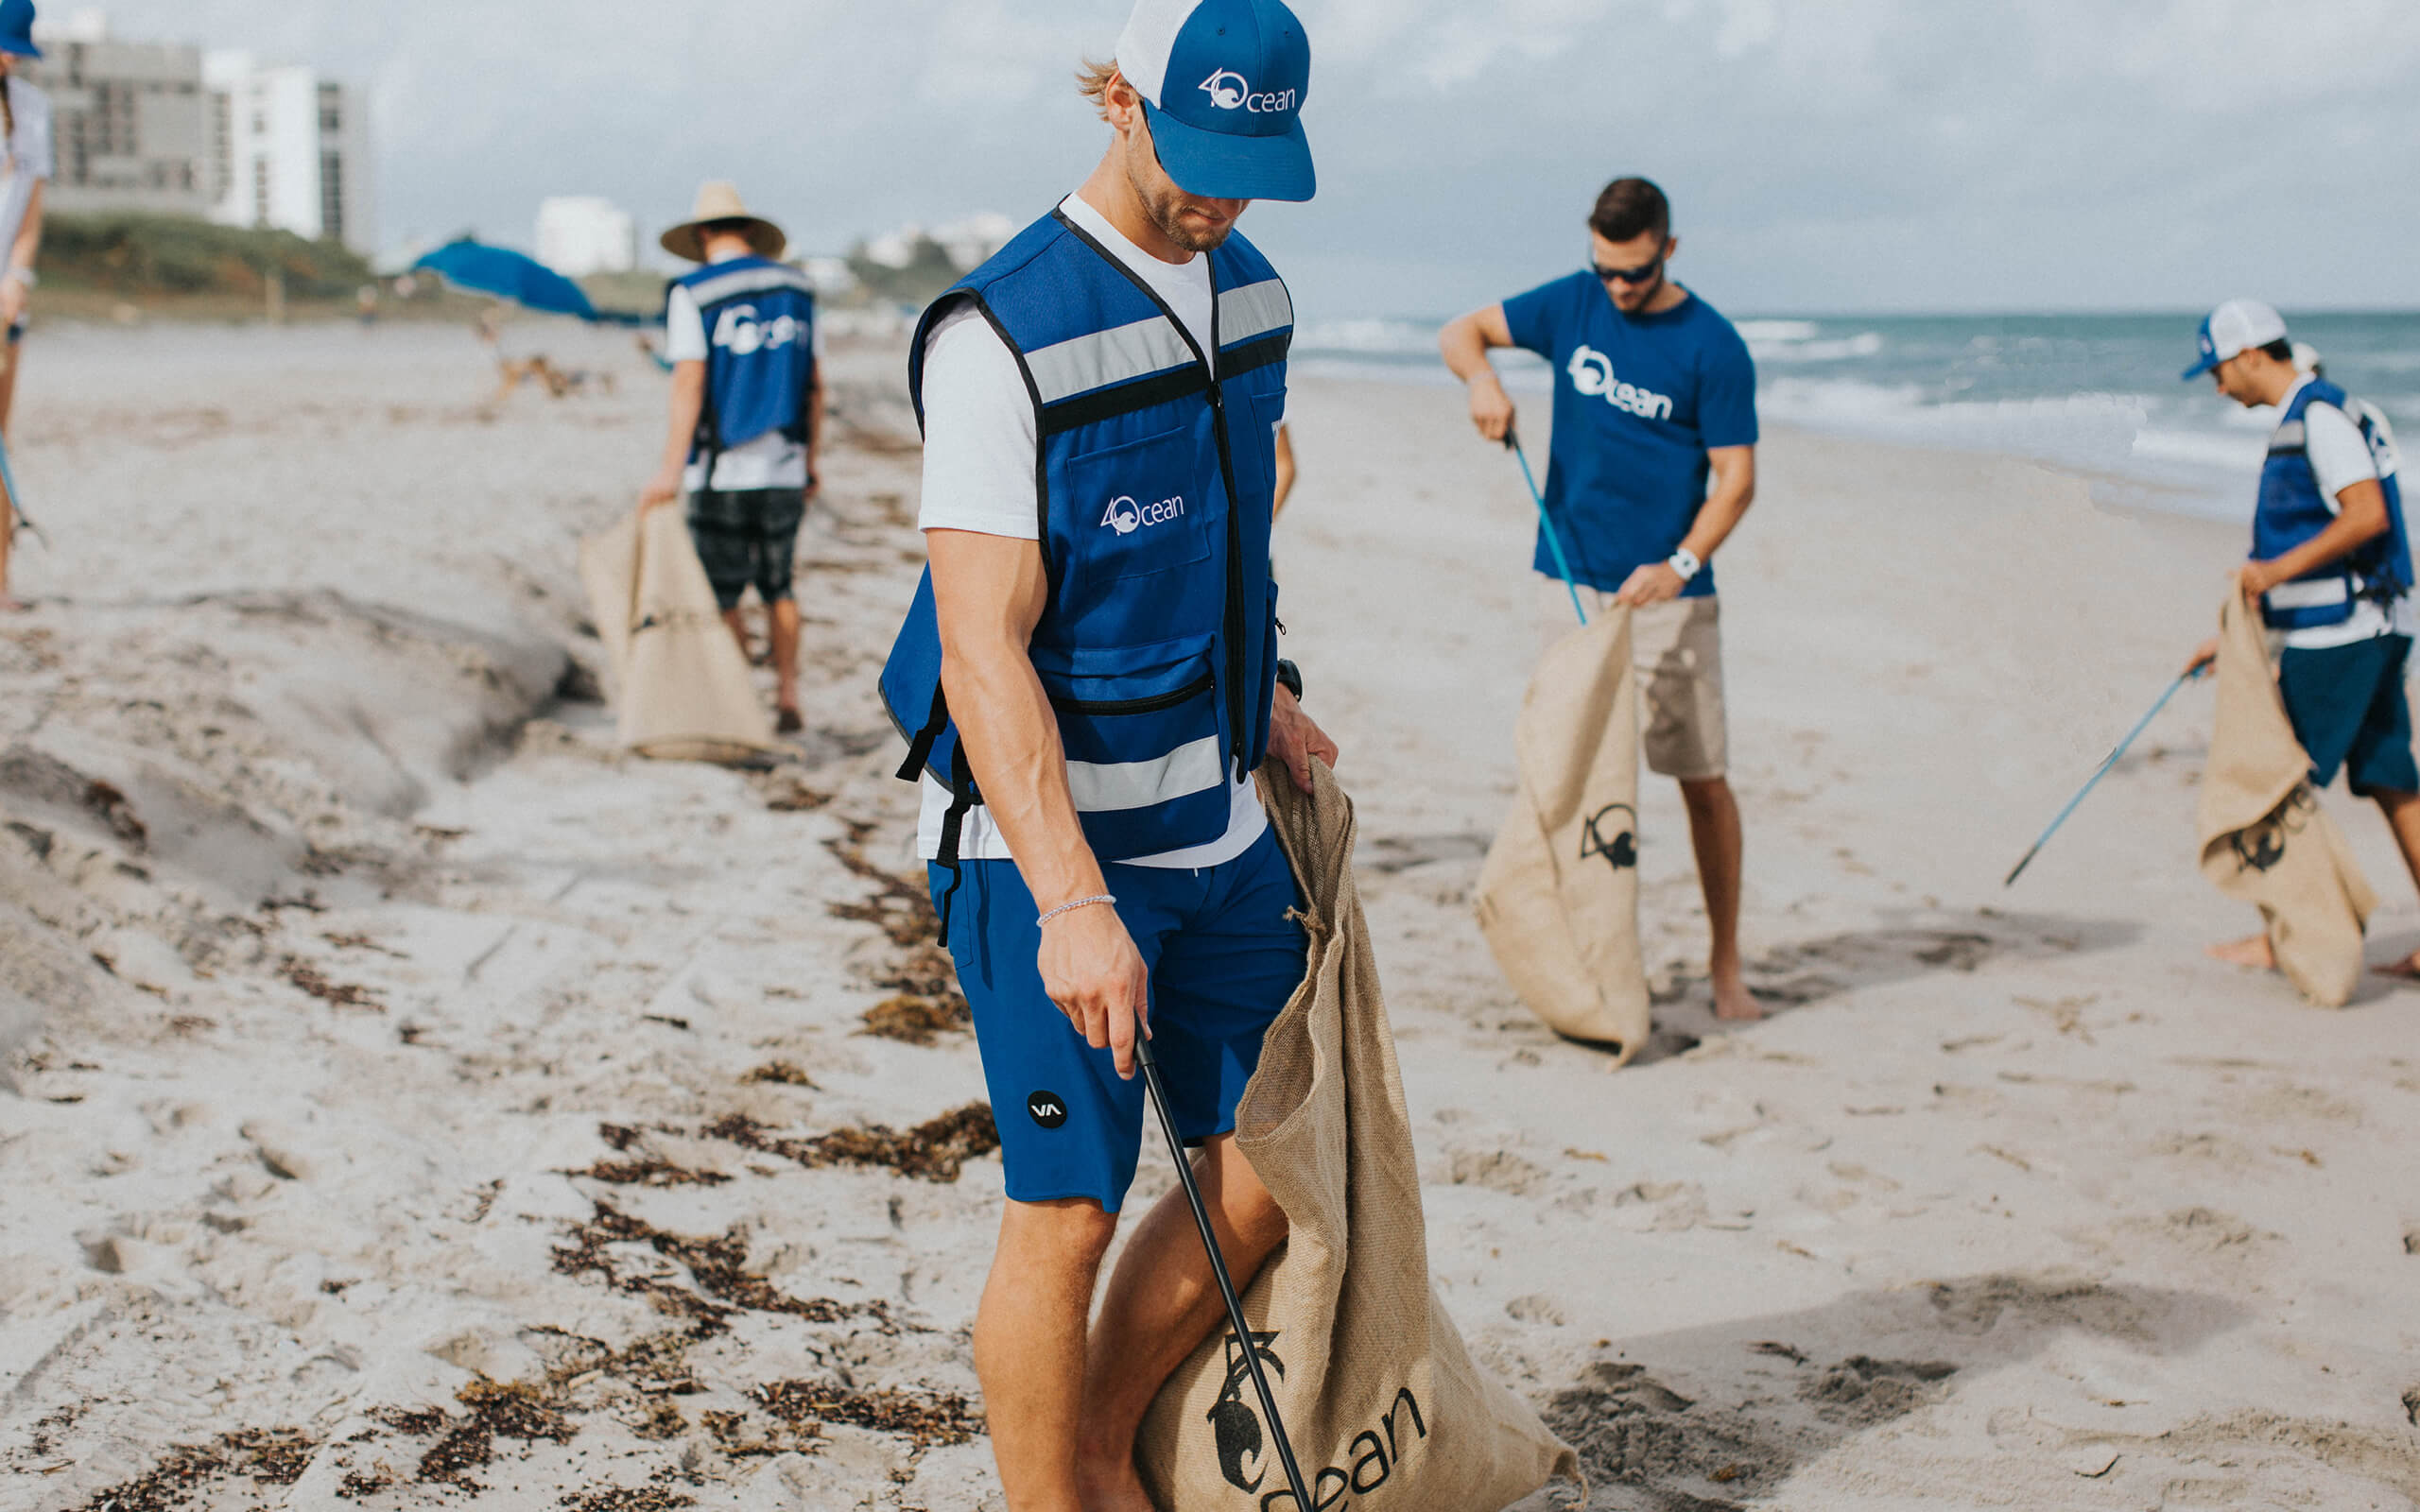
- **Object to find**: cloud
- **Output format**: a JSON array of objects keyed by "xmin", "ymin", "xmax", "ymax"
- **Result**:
[{"xmin": 73, "ymin": 0, "xmax": 2420, "ymax": 315}]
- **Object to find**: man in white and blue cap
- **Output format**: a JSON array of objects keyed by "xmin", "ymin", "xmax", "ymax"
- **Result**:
[
  {"xmin": 876, "ymin": 1, "xmax": 1332, "ymax": 1503},
  {"xmin": 2182, "ymin": 300, "xmax": 2420, "ymax": 977}
]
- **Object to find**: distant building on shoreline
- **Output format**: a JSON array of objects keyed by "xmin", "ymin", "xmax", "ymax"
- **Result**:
[
  {"xmin": 22, "ymin": 11, "xmax": 210, "ymax": 218},
  {"xmin": 536, "ymin": 196, "xmax": 636, "ymax": 278},
  {"xmin": 17, "ymin": 10, "xmax": 373, "ymax": 253},
  {"xmin": 204, "ymin": 50, "xmax": 372, "ymax": 254}
]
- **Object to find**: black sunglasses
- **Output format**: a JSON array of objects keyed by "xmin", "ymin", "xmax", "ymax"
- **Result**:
[{"xmin": 1594, "ymin": 255, "xmax": 1665, "ymax": 286}]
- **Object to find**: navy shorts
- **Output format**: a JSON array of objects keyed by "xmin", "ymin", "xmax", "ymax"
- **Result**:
[
  {"xmin": 931, "ymin": 825, "xmax": 1307, "ymax": 1212},
  {"xmin": 685, "ymin": 486, "xmax": 805, "ymax": 611},
  {"xmin": 2278, "ymin": 633, "xmax": 2420, "ymax": 796}
]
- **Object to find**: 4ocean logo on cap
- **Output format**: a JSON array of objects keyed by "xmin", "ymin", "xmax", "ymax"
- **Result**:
[
  {"xmin": 1199, "ymin": 67, "xmax": 1297, "ymax": 114},
  {"xmin": 1568, "ymin": 345, "xmax": 1673, "ymax": 422}
]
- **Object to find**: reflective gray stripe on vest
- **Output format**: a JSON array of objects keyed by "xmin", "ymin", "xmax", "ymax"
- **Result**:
[
  {"xmin": 2270, "ymin": 419, "xmax": 2307, "ymax": 454},
  {"xmin": 1027, "ymin": 316, "xmax": 1196, "ymax": 405},
  {"xmin": 1218, "ymin": 279, "xmax": 1292, "ymax": 347},
  {"xmin": 2267, "ymin": 576, "xmax": 2350, "ymax": 610},
  {"xmin": 1065, "ymin": 735, "xmax": 1224, "ymax": 813},
  {"xmin": 686, "ymin": 266, "xmax": 816, "ymax": 306}
]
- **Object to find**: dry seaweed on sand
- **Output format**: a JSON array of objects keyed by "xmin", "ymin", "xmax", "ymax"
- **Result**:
[
  {"xmin": 564, "ymin": 1153, "xmax": 733, "ymax": 1188},
  {"xmin": 414, "ymin": 1379, "xmax": 576, "ymax": 1490},
  {"xmin": 700, "ymin": 1103, "xmax": 998, "ymax": 1183},
  {"xmin": 561, "ymin": 1488, "xmax": 699, "ymax": 1511},
  {"xmin": 551, "ymin": 1201, "xmax": 897, "ymax": 1332},
  {"xmin": 739, "ymin": 1059, "xmax": 817, "ymax": 1087},
  {"xmin": 860, "ymin": 989, "xmax": 971, "ymax": 1045},
  {"xmin": 751, "ymin": 1380, "xmax": 983, "ymax": 1449},
  {"xmin": 279, "ymin": 955, "xmax": 385, "ymax": 1011},
  {"xmin": 71, "ymin": 1427, "xmax": 318, "ymax": 1511}
]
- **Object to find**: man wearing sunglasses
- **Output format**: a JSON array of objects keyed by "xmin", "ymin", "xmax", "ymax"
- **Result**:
[{"xmin": 1441, "ymin": 175, "xmax": 1763, "ymax": 1022}]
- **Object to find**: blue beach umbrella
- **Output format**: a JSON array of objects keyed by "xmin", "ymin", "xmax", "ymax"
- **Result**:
[{"xmin": 411, "ymin": 238, "xmax": 600, "ymax": 320}]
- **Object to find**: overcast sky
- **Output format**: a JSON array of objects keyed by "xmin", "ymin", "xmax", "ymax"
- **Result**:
[{"xmin": 88, "ymin": 0, "xmax": 2420, "ymax": 318}]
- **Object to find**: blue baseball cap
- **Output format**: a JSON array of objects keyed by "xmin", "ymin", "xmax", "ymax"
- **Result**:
[
  {"xmin": 2182, "ymin": 299, "xmax": 2287, "ymax": 381},
  {"xmin": 1115, "ymin": 0, "xmax": 1314, "ymax": 202},
  {"xmin": 0, "ymin": 0, "xmax": 39, "ymax": 60}
]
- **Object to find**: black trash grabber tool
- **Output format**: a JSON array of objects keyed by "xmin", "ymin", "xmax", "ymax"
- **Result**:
[{"xmin": 1134, "ymin": 1032, "xmax": 1313, "ymax": 1508}]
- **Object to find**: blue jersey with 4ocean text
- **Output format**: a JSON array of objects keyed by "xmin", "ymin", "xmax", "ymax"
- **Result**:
[{"xmin": 1502, "ymin": 271, "xmax": 1758, "ymax": 597}]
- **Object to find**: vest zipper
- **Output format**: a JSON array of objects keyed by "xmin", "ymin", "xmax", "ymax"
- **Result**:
[
  {"xmin": 1047, "ymin": 671, "xmax": 1215, "ymax": 716},
  {"xmin": 1206, "ymin": 382, "xmax": 1250, "ymax": 776}
]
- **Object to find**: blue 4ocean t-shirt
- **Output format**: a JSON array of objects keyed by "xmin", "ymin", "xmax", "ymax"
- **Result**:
[{"xmin": 1501, "ymin": 272, "xmax": 1758, "ymax": 597}]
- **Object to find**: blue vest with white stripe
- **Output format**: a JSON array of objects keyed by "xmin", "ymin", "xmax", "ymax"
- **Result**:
[
  {"xmin": 672, "ymin": 256, "xmax": 818, "ymax": 460},
  {"xmin": 2255, "ymin": 378, "xmax": 2411, "ymax": 630},
  {"xmin": 880, "ymin": 208, "xmax": 1292, "ymax": 866}
]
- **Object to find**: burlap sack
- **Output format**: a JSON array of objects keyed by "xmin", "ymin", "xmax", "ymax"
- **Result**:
[
  {"xmin": 1474, "ymin": 608, "xmax": 1651, "ymax": 1060},
  {"xmin": 1138, "ymin": 761, "xmax": 1578, "ymax": 1512},
  {"xmin": 578, "ymin": 506, "xmax": 776, "ymax": 764},
  {"xmin": 2197, "ymin": 592, "xmax": 2378, "ymax": 1006}
]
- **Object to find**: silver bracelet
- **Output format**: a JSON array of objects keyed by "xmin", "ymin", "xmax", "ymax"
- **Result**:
[{"xmin": 1036, "ymin": 893, "xmax": 1116, "ymax": 929}]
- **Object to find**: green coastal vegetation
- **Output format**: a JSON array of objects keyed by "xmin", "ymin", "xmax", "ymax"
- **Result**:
[{"xmin": 42, "ymin": 213, "xmax": 372, "ymax": 300}]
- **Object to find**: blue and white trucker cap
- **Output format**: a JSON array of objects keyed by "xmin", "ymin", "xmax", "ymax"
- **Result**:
[
  {"xmin": 2183, "ymin": 299, "xmax": 2288, "ymax": 380},
  {"xmin": 1115, "ymin": 0, "xmax": 1314, "ymax": 202}
]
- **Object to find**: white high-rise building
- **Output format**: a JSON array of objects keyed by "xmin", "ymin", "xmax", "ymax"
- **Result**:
[
  {"xmin": 203, "ymin": 50, "xmax": 372, "ymax": 252},
  {"xmin": 535, "ymin": 196, "xmax": 637, "ymax": 277}
]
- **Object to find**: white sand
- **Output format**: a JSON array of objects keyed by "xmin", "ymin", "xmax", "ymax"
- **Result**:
[{"xmin": 0, "ymin": 324, "xmax": 2414, "ymax": 1510}]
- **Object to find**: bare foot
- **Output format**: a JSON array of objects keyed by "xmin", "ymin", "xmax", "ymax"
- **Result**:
[
  {"xmin": 2205, "ymin": 933, "xmax": 2276, "ymax": 970},
  {"xmin": 1074, "ymin": 1451, "xmax": 1156, "ymax": 1512},
  {"xmin": 2372, "ymin": 951, "xmax": 2420, "ymax": 981},
  {"xmin": 1711, "ymin": 972, "xmax": 1763, "ymax": 1022},
  {"xmin": 0, "ymin": 596, "xmax": 23, "ymax": 614},
  {"xmin": 775, "ymin": 705, "xmax": 804, "ymax": 736}
]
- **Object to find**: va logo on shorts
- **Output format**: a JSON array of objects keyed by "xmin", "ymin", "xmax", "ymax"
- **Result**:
[
  {"xmin": 1581, "ymin": 803, "xmax": 1639, "ymax": 872},
  {"xmin": 1026, "ymin": 1090, "xmax": 1068, "ymax": 1129}
]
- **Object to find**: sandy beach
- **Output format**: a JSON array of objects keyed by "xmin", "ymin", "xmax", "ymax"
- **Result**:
[{"xmin": 2, "ymin": 319, "xmax": 2415, "ymax": 1510}]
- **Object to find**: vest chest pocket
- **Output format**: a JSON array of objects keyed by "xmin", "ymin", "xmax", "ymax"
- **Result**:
[{"xmin": 1063, "ymin": 422, "xmax": 1216, "ymax": 589}]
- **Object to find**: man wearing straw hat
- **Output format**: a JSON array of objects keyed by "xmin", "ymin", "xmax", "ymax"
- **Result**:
[
  {"xmin": 877, "ymin": 0, "xmax": 1335, "ymax": 1503},
  {"xmin": 640, "ymin": 181, "xmax": 820, "ymax": 733}
]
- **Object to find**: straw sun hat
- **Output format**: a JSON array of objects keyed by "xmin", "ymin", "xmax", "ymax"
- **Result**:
[{"xmin": 659, "ymin": 181, "xmax": 787, "ymax": 264}]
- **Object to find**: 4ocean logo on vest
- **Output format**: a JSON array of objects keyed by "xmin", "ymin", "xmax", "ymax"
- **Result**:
[
  {"xmin": 1102, "ymin": 492, "xmax": 1188, "ymax": 536},
  {"xmin": 710, "ymin": 303, "xmax": 805, "ymax": 357},
  {"xmin": 1568, "ymin": 345, "xmax": 1673, "ymax": 421}
]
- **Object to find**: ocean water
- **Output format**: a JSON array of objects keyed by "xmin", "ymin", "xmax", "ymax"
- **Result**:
[{"xmin": 1290, "ymin": 310, "xmax": 2420, "ymax": 521}]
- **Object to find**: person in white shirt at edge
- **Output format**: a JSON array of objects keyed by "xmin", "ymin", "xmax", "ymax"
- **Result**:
[
  {"xmin": 2181, "ymin": 300, "xmax": 2420, "ymax": 977},
  {"xmin": 896, "ymin": 1, "xmax": 1334, "ymax": 1504},
  {"xmin": 639, "ymin": 183, "xmax": 822, "ymax": 733},
  {"xmin": 0, "ymin": 0, "xmax": 54, "ymax": 614}
]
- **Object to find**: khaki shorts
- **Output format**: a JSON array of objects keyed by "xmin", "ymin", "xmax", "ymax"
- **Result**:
[{"xmin": 1538, "ymin": 583, "xmax": 1728, "ymax": 781}]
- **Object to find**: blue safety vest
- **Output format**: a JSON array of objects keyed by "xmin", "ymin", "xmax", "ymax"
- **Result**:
[
  {"xmin": 669, "ymin": 256, "xmax": 819, "ymax": 467},
  {"xmin": 2254, "ymin": 377, "xmax": 2411, "ymax": 631},
  {"xmin": 880, "ymin": 208, "xmax": 1292, "ymax": 885}
]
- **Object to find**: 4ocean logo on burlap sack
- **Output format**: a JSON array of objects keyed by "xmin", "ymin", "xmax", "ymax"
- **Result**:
[
  {"xmin": 1581, "ymin": 802, "xmax": 1638, "ymax": 873},
  {"xmin": 1205, "ymin": 1326, "xmax": 1431, "ymax": 1507}
]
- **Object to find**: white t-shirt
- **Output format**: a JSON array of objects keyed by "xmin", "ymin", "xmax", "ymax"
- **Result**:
[
  {"xmin": 0, "ymin": 78, "xmax": 54, "ymax": 272},
  {"xmin": 665, "ymin": 249, "xmax": 823, "ymax": 491},
  {"xmin": 914, "ymin": 192, "xmax": 1272, "ymax": 869},
  {"xmin": 2271, "ymin": 376, "xmax": 2395, "ymax": 649}
]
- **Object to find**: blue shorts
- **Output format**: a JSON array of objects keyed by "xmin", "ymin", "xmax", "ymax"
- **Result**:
[
  {"xmin": 2278, "ymin": 634, "xmax": 2419, "ymax": 797},
  {"xmin": 931, "ymin": 825, "xmax": 1306, "ymax": 1212}
]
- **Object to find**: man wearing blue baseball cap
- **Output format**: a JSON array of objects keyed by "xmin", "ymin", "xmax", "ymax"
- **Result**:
[
  {"xmin": 2181, "ymin": 300, "xmax": 2420, "ymax": 977},
  {"xmin": 876, "ymin": 0, "xmax": 1331, "ymax": 1504}
]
